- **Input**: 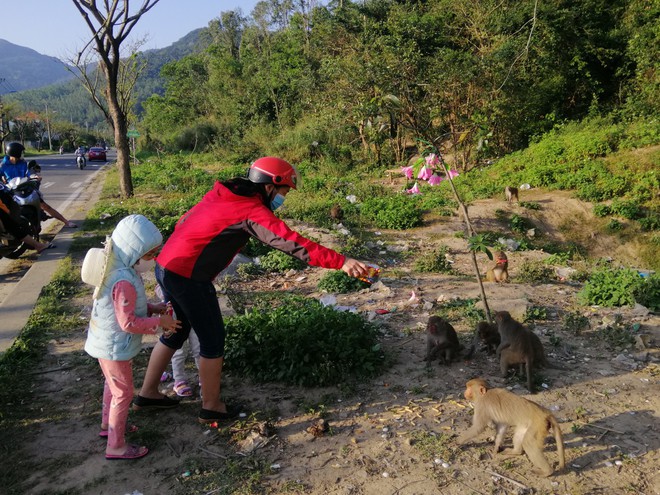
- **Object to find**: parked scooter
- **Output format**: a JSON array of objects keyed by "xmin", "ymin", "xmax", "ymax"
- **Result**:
[{"xmin": 0, "ymin": 190, "xmax": 36, "ymax": 259}]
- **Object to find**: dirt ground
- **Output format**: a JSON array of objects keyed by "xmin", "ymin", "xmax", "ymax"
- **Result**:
[{"xmin": 13, "ymin": 189, "xmax": 660, "ymax": 495}]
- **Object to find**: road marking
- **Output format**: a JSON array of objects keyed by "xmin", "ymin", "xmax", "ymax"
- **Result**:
[
  {"xmin": 70, "ymin": 182, "xmax": 83, "ymax": 188},
  {"xmin": 41, "ymin": 181, "xmax": 55, "ymax": 189}
]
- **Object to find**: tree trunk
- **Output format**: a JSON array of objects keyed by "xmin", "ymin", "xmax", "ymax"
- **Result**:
[{"xmin": 108, "ymin": 98, "xmax": 133, "ymax": 198}]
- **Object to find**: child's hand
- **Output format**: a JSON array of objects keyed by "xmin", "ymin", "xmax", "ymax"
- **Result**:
[
  {"xmin": 151, "ymin": 302, "xmax": 168, "ymax": 314},
  {"xmin": 159, "ymin": 314, "xmax": 181, "ymax": 336}
]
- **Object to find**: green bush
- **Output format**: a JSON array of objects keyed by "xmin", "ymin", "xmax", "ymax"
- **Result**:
[
  {"xmin": 258, "ymin": 250, "xmax": 306, "ymax": 272},
  {"xmin": 562, "ymin": 311, "xmax": 590, "ymax": 335},
  {"xmin": 224, "ymin": 296, "xmax": 384, "ymax": 386},
  {"xmin": 610, "ymin": 199, "xmax": 642, "ymax": 220},
  {"xmin": 578, "ymin": 268, "xmax": 642, "ymax": 307},
  {"xmin": 606, "ymin": 219, "xmax": 624, "ymax": 232},
  {"xmin": 639, "ymin": 212, "xmax": 660, "ymax": 231},
  {"xmin": 317, "ymin": 271, "xmax": 369, "ymax": 293},
  {"xmin": 593, "ymin": 204, "xmax": 611, "ymax": 217},
  {"xmin": 361, "ymin": 195, "xmax": 423, "ymax": 230},
  {"xmin": 414, "ymin": 245, "xmax": 453, "ymax": 273},
  {"xmin": 632, "ymin": 274, "xmax": 660, "ymax": 312},
  {"xmin": 517, "ymin": 260, "xmax": 555, "ymax": 283}
]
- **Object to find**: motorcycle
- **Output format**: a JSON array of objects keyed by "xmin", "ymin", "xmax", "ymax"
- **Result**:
[
  {"xmin": 0, "ymin": 199, "xmax": 33, "ymax": 259},
  {"xmin": 76, "ymin": 154, "xmax": 87, "ymax": 169},
  {"xmin": 6, "ymin": 175, "xmax": 43, "ymax": 242}
]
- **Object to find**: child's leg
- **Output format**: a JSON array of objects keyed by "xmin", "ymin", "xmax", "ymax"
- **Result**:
[
  {"xmin": 98, "ymin": 358, "xmax": 140, "ymax": 455},
  {"xmin": 170, "ymin": 345, "xmax": 188, "ymax": 383},
  {"xmin": 189, "ymin": 331, "xmax": 201, "ymax": 376},
  {"xmin": 101, "ymin": 380, "xmax": 112, "ymax": 430}
]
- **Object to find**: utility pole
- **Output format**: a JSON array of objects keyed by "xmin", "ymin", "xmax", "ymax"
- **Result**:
[{"xmin": 45, "ymin": 102, "xmax": 53, "ymax": 151}]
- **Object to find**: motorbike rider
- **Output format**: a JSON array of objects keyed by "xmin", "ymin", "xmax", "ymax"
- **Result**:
[
  {"xmin": 1, "ymin": 145, "xmax": 77, "ymax": 228},
  {"xmin": 75, "ymin": 146, "xmax": 87, "ymax": 168},
  {"xmin": 0, "ymin": 142, "xmax": 29, "ymax": 183}
]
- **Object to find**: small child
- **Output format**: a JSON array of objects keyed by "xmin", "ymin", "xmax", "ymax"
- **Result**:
[
  {"xmin": 83, "ymin": 214, "xmax": 180, "ymax": 460},
  {"xmin": 155, "ymin": 286, "xmax": 201, "ymax": 398}
]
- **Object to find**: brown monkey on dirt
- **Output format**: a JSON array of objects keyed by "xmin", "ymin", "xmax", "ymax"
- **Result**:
[
  {"xmin": 330, "ymin": 204, "xmax": 343, "ymax": 220},
  {"xmin": 464, "ymin": 321, "xmax": 500, "ymax": 359},
  {"xmin": 485, "ymin": 251, "xmax": 509, "ymax": 283},
  {"xmin": 424, "ymin": 316, "xmax": 461, "ymax": 365},
  {"xmin": 456, "ymin": 378, "xmax": 565, "ymax": 477},
  {"xmin": 495, "ymin": 311, "xmax": 539, "ymax": 392},
  {"xmin": 505, "ymin": 186, "xmax": 519, "ymax": 203}
]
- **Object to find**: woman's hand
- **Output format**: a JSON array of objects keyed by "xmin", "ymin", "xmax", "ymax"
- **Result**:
[{"xmin": 341, "ymin": 257, "xmax": 369, "ymax": 279}]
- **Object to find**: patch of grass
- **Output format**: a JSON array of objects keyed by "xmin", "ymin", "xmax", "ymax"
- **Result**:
[
  {"xmin": 433, "ymin": 298, "xmax": 486, "ymax": 327},
  {"xmin": 408, "ymin": 430, "xmax": 454, "ymax": 462},
  {"xmin": 578, "ymin": 267, "xmax": 642, "ymax": 307},
  {"xmin": 562, "ymin": 311, "xmax": 591, "ymax": 335},
  {"xmin": 258, "ymin": 249, "xmax": 306, "ymax": 272},
  {"xmin": 317, "ymin": 271, "xmax": 369, "ymax": 293},
  {"xmin": 414, "ymin": 245, "xmax": 453, "ymax": 273},
  {"xmin": 224, "ymin": 295, "xmax": 384, "ymax": 387},
  {"xmin": 517, "ymin": 260, "xmax": 555, "ymax": 283}
]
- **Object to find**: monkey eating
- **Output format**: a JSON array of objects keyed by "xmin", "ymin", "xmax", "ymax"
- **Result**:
[
  {"xmin": 485, "ymin": 251, "xmax": 509, "ymax": 283},
  {"xmin": 505, "ymin": 186, "xmax": 519, "ymax": 203},
  {"xmin": 424, "ymin": 316, "xmax": 461, "ymax": 365},
  {"xmin": 456, "ymin": 378, "xmax": 565, "ymax": 477},
  {"xmin": 464, "ymin": 321, "xmax": 500, "ymax": 359}
]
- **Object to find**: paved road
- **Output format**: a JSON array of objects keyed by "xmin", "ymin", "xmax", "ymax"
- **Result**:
[{"xmin": 0, "ymin": 150, "xmax": 112, "ymax": 352}]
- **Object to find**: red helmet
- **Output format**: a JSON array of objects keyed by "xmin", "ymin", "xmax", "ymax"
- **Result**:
[{"xmin": 248, "ymin": 157, "xmax": 298, "ymax": 189}]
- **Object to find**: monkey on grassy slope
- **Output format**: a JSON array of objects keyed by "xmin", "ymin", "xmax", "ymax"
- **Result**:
[{"xmin": 456, "ymin": 378, "xmax": 565, "ymax": 477}]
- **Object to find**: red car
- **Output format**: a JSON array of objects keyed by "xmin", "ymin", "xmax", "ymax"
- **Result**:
[{"xmin": 88, "ymin": 147, "xmax": 107, "ymax": 161}]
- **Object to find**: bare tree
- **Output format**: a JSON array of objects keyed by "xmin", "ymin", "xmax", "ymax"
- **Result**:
[{"xmin": 70, "ymin": 0, "xmax": 161, "ymax": 198}]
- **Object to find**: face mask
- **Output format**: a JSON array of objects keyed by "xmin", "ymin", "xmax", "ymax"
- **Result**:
[
  {"xmin": 134, "ymin": 258, "xmax": 156, "ymax": 273},
  {"xmin": 270, "ymin": 193, "xmax": 286, "ymax": 211}
]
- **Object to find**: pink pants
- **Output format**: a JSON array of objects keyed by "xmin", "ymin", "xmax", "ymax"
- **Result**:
[{"xmin": 98, "ymin": 358, "xmax": 133, "ymax": 451}]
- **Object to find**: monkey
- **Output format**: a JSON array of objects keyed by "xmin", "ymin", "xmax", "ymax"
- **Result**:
[
  {"xmin": 485, "ymin": 250, "xmax": 509, "ymax": 283},
  {"xmin": 505, "ymin": 186, "xmax": 519, "ymax": 203},
  {"xmin": 330, "ymin": 204, "xmax": 343, "ymax": 220},
  {"xmin": 464, "ymin": 321, "xmax": 500, "ymax": 359},
  {"xmin": 424, "ymin": 316, "xmax": 461, "ymax": 365},
  {"xmin": 456, "ymin": 378, "xmax": 565, "ymax": 477},
  {"xmin": 494, "ymin": 310, "xmax": 538, "ymax": 392}
]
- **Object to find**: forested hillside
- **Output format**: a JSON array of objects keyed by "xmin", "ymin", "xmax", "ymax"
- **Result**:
[{"xmin": 0, "ymin": 39, "xmax": 74, "ymax": 93}]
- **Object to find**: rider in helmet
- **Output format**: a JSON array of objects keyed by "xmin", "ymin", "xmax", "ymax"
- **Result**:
[
  {"xmin": 135, "ymin": 156, "xmax": 371, "ymax": 424},
  {"xmin": 0, "ymin": 142, "xmax": 29, "ymax": 184}
]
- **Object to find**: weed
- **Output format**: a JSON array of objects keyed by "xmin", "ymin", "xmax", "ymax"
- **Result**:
[
  {"xmin": 632, "ymin": 274, "xmax": 660, "ymax": 311},
  {"xmin": 414, "ymin": 245, "xmax": 453, "ymax": 273},
  {"xmin": 606, "ymin": 219, "xmax": 624, "ymax": 232},
  {"xmin": 509, "ymin": 214, "xmax": 534, "ymax": 234},
  {"xmin": 563, "ymin": 311, "xmax": 591, "ymax": 335},
  {"xmin": 549, "ymin": 333, "xmax": 562, "ymax": 347},
  {"xmin": 317, "ymin": 271, "xmax": 370, "ymax": 293},
  {"xmin": 361, "ymin": 195, "xmax": 423, "ymax": 230},
  {"xmin": 434, "ymin": 298, "xmax": 485, "ymax": 326},
  {"xmin": 408, "ymin": 430, "xmax": 454, "ymax": 462},
  {"xmin": 517, "ymin": 260, "xmax": 555, "ymax": 283},
  {"xmin": 578, "ymin": 267, "xmax": 642, "ymax": 307},
  {"xmin": 524, "ymin": 305, "xmax": 548, "ymax": 321},
  {"xmin": 258, "ymin": 249, "xmax": 306, "ymax": 272},
  {"xmin": 520, "ymin": 201, "xmax": 542, "ymax": 210},
  {"xmin": 224, "ymin": 295, "xmax": 384, "ymax": 386}
]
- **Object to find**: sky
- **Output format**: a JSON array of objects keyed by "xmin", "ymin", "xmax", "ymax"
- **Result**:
[{"xmin": 2, "ymin": 0, "xmax": 261, "ymax": 58}]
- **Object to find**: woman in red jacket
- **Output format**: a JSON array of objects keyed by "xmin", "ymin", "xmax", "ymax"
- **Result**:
[{"xmin": 134, "ymin": 157, "xmax": 370, "ymax": 422}]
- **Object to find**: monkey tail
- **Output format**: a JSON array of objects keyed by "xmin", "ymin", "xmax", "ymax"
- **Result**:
[
  {"xmin": 525, "ymin": 356, "xmax": 534, "ymax": 393},
  {"xmin": 549, "ymin": 415, "xmax": 565, "ymax": 469}
]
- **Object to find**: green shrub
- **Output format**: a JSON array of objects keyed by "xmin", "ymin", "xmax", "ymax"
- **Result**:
[
  {"xmin": 632, "ymin": 274, "xmax": 660, "ymax": 311},
  {"xmin": 520, "ymin": 201, "xmax": 542, "ymax": 210},
  {"xmin": 606, "ymin": 219, "xmax": 624, "ymax": 232},
  {"xmin": 517, "ymin": 260, "xmax": 555, "ymax": 283},
  {"xmin": 414, "ymin": 245, "xmax": 453, "ymax": 273},
  {"xmin": 593, "ymin": 204, "xmax": 611, "ymax": 217},
  {"xmin": 562, "ymin": 311, "xmax": 590, "ymax": 335},
  {"xmin": 524, "ymin": 306, "xmax": 548, "ymax": 321},
  {"xmin": 317, "ymin": 271, "xmax": 369, "ymax": 293},
  {"xmin": 638, "ymin": 212, "xmax": 660, "ymax": 231},
  {"xmin": 361, "ymin": 195, "xmax": 423, "ymax": 230},
  {"xmin": 258, "ymin": 250, "xmax": 306, "ymax": 272},
  {"xmin": 610, "ymin": 199, "xmax": 642, "ymax": 220},
  {"xmin": 578, "ymin": 268, "xmax": 642, "ymax": 307},
  {"xmin": 510, "ymin": 214, "xmax": 534, "ymax": 234},
  {"xmin": 224, "ymin": 296, "xmax": 384, "ymax": 386}
]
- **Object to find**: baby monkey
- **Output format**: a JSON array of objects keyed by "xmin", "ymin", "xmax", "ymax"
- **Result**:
[
  {"xmin": 485, "ymin": 250, "xmax": 509, "ymax": 283},
  {"xmin": 424, "ymin": 316, "xmax": 461, "ymax": 365},
  {"xmin": 505, "ymin": 186, "xmax": 519, "ymax": 203},
  {"xmin": 456, "ymin": 378, "xmax": 565, "ymax": 477},
  {"xmin": 464, "ymin": 321, "xmax": 500, "ymax": 359}
]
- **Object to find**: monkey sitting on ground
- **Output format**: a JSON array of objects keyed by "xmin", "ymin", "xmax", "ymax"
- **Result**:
[
  {"xmin": 456, "ymin": 378, "xmax": 565, "ymax": 477},
  {"xmin": 505, "ymin": 186, "xmax": 519, "ymax": 203},
  {"xmin": 424, "ymin": 316, "xmax": 461, "ymax": 365},
  {"xmin": 485, "ymin": 250, "xmax": 509, "ymax": 283},
  {"xmin": 464, "ymin": 321, "xmax": 500, "ymax": 359},
  {"xmin": 495, "ymin": 310, "xmax": 540, "ymax": 393},
  {"xmin": 330, "ymin": 204, "xmax": 343, "ymax": 220}
]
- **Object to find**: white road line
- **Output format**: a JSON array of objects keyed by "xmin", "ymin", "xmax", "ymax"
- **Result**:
[{"xmin": 41, "ymin": 181, "xmax": 55, "ymax": 189}]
